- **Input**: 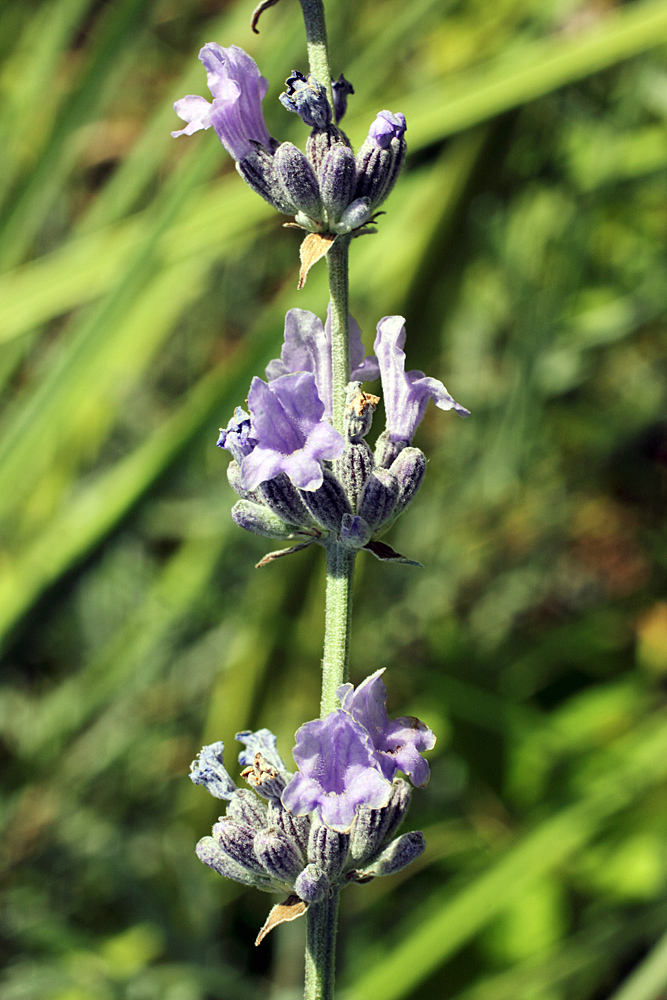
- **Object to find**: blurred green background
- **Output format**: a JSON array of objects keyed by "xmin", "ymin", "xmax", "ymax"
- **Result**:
[{"xmin": 1, "ymin": 0, "xmax": 667, "ymax": 998}]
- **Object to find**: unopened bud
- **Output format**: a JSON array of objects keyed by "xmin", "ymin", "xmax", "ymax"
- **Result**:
[
  {"xmin": 259, "ymin": 473, "xmax": 315, "ymax": 527},
  {"xmin": 280, "ymin": 72, "xmax": 332, "ymax": 129},
  {"xmin": 355, "ymin": 831, "xmax": 425, "ymax": 878},
  {"xmin": 231, "ymin": 500, "xmax": 299, "ymax": 539},
  {"xmin": 236, "ymin": 147, "xmax": 297, "ymax": 215},
  {"xmin": 227, "ymin": 788, "xmax": 268, "ymax": 829},
  {"xmin": 332, "ymin": 74, "xmax": 354, "ymax": 124},
  {"xmin": 295, "ymin": 863, "xmax": 329, "ymax": 902},
  {"xmin": 254, "ymin": 828, "xmax": 304, "ymax": 883},
  {"xmin": 300, "ymin": 469, "xmax": 352, "ymax": 531},
  {"xmin": 390, "ymin": 447, "xmax": 427, "ymax": 519},
  {"xmin": 308, "ymin": 820, "xmax": 350, "ymax": 880},
  {"xmin": 335, "ymin": 197, "xmax": 371, "ymax": 234},
  {"xmin": 358, "ymin": 468, "xmax": 400, "ymax": 531},
  {"xmin": 196, "ymin": 835, "xmax": 271, "ymax": 889},
  {"xmin": 306, "ymin": 124, "xmax": 349, "ymax": 174},
  {"xmin": 340, "ymin": 513, "xmax": 372, "ymax": 549},
  {"xmin": 319, "ymin": 144, "xmax": 356, "ymax": 223},
  {"xmin": 374, "ymin": 429, "xmax": 406, "ymax": 469},
  {"xmin": 274, "ymin": 142, "xmax": 322, "ymax": 220}
]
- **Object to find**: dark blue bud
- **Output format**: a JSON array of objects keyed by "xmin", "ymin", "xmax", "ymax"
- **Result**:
[
  {"xmin": 259, "ymin": 472, "xmax": 316, "ymax": 528},
  {"xmin": 340, "ymin": 513, "xmax": 372, "ymax": 549},
  {"xmin": 355, "ymin": 831, "xmax": 425, "ymax": 878},
  {"xmin": 307, "ymin": 819, "xmax": 350, "ymax": 880},
  {"xmin": 357, "ymin": 468, "xmax": 400, "ymax": 531},
  {"xmin": 254, "ymin": 828, "xmax": 304, "ymax": 883},
  {"xmin": 349, "ymin": 778, "xmax": 411, "ymax": 865},
  {"xmin": 300, "ymin": 469, "xmax": 352, "ymax": 531},
  {"xmin": 227, "ymin": 788, "xmax": 269, "ymax": 828},
  {"xmin": 319, "ymin": 144, "xmax": 356, "ymax": 222},
  {"xmin": 332, "ymin": 74, "xmax": 354, "ymax": 123},
  {"xmin": 212, "ymin": 819, "xmax": 267, "ymax": 876},
  {"xmin": 274, "ymin": 142, "xmax": 322, "ymax": 220},
  {"xmin": 268, "ymin": 799, "xmax": 311, "ymax": 856},
  {"xmin": 280, "ymin": 71, "xmax": 332, "ymax": 128},
  {"xmin": 295, "ymin": 863, "xmax": 328, "ymax": 902},
  {"xmin": 231, "ymin": 500, "xmax": 301, "ymax": 539},
  {"xmin": 196, "ymin": 836, "xmax": 272, "ymax": 889},
  {"xmin": 338, "ymin": 441, "xmax": 373, "ymax": 509},
  {"xmin": 389, "ymin": 447, "xmax": 427, "ymax": 519},
  {"xmin": 355, "ymin": 114, "xmax": 406, "ymax": 211},
  {"xmin": 236, "ymin": 146, "xmax": 298, "ymax": 215}
]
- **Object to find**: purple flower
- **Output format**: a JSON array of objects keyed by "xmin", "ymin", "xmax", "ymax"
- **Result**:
[
  {"xmin": 190, "ymin": 741, "xmax": 238, "ymax": 800},
  {"xmin": 237, "ymin": 728, "xmax": 287, "ymax": 773},
  {"xmin": 368, "ymin": 110, "xmax": 406, "ymax": 149},
  {"xmin": 282, "ymin": 712, "xmax": 393, "ymax": 833},
  {"xmin": 265, "ymin": 308, "xmax": 380, "ymax": 422},
  {"xmin": 337, "ymin": 669, "xmax": 436, "ymax": 787},
  {"xmin": 172, "ymin": 43, "xmax": 272, "ymax": 161},
  {"xmin": 217, "ymin": 406, "xmax": 254, "ymax": 463},
  {"xmin": 241, "ymin": 372, "xmax": 344, "ymax": 492},
  {"xmin": 374, "ymin": 315, "xmax": 469, "ymax": 445}
]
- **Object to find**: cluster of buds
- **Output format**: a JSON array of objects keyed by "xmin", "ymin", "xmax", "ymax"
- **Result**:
[
  {"xmin": 218, "ymin": 308, "xmax": 469, "ymax": 566},
  {"xmin": 190, "ymin": 671, "xmax": 434, "ymax": 942},
  {"xmin": 172, "ymin": 44, "xmax": 406, "ymax": 238}
]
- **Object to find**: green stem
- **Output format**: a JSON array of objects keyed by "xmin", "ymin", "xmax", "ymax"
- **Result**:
[
  {"xmin": 304, "ymin": 889, "xmax": 341, "ymax": 1000},
  {"xmin": 297, "ymin": 0, "xmax": 334, "ymax": 108},
  {"xmin": 320, "ymin": 542, "xmax": 355, "ymax": 717},
  {"xmin": 326, "ymin": 235, "xmax": 351, "ymax": 438}
]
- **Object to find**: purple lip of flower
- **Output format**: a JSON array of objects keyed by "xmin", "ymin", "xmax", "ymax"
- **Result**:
[
  {"xmin": 337, "ymin": 669, "xmax": 436, "ymax": 787},
  {"xmin": 368, "ymin": 110, "xmax": 406, "ymax": 149},
  {"xmin": 190, "ymin": 741, "xmax": 238, "ymax": 800},
  {"xmin": 374, "ymin": 315, "xmax": 470, "ymax": 446},
  {"xmin": 172, "ymin": 43, "xmax": 273, "ymax": 161},
  {"xmin": 217, "ymin": 407, "xmax": 254, "ymax": 464},
  {"xmin": 240, "ymin": 371, "xmax": 344, "ymax": 492},
  {"xmin": 265, "ymin": 308, "xmax": 380, "ymax": 423},
  {"xmin": 281, "ymin": 711, "xmax": 393, "ymax": 833}
]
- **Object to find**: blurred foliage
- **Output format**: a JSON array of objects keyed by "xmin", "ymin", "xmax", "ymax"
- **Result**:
[{"xmin": 1, "ymin": 0, "xmax": 667, "ymax": 998}]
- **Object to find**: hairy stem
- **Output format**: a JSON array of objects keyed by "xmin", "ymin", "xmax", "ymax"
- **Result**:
[
  {"xmin": 326, "ymin": 235, "xmax": 351, "ymax": 438},
  {"xmin": 297, "ymin": 0, "xmax": 334, "ymax": 108},
  {"xmin": 304, "ymin": 889, "xmax": 340, "ymax": 1000},
  {"xmin": 321, "ymin": 542, "xmax": 355, "ymax": 717}
]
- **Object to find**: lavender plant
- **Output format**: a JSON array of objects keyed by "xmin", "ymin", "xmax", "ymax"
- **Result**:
[{"xmin": 173, "ymin": 1, "xmax": 468, "ymax": 995}]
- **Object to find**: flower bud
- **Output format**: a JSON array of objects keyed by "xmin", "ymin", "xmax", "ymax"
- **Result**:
[
  {"xmin": 306, "ymin": 124, "xmax": 349, "ymax": 174},
  {"xmin": 357, "ymin": 468, "xmax": 400, "ymax": 531},
  {"xmin": 349, "ymin": 778, "xmax": 412, "ymax": 865},
  {"xmin": 300, "ymin": 469, "xmax": 352, "ymax": 531},
  {"xmin": 355, "ymin": 112, "xmax": 406, "ymax": 211},
  {"xmin": 338, "ymin": 441, "xmax": 373, "ymax": 509},
  {"xmin": 335, "ymin": 197, "xmax": 371, "ymax": 234},
  {"xmin": 254, "ymin": 828, "xmax": 304, "ymax": 883},
  {"xmin": 353, "ymin": 831, "xmax": 425, "ymax": 879},
  {"xmin": 236, "ymin": 146, "xmax": 297, "ymax": 214},
  {"xmin": 212, "ymin": 819, "xmax": 267, "ymax": 876},
  {"xmin": 308, "ymin": 819, "xmax": 350, "ymax": 880},
  {"xmin": 274, "ymin": 142, "xmax": 322, "ymax": 220},
  {"xmin": 280, "ymin": 71, "xmax": 332, "ymax": 128},
  {"xmin": 340, "ymin": 513, "xmax": 372, "ymax": 549},
  {"xmin": 231, "ymin": 500, "xmax": 300, "ymax": 539},
  {"xmin": 295, "ymin": 863, "xmax": 328, "ymax": 903},
  {"xmin": 259, "ymin": 473, "xmax": 315, "ymax": 528},
  {"xmin": 227, "ymin": 788, "xmax": 268, "ymax": 828},
  {"xmin": 319, "ymin": 144, "xmax": 356, "ymax": 223},
  {"xmin": 389, "ymin": 447, "xmax": 427, "ymax": 519},
  {"xmin": 268, "ymin": 799, "xmax": 311, "ymax": 856},
  {"xmin": 196, "ymin": 835, "xmax": 271, "ymax": 889}
]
